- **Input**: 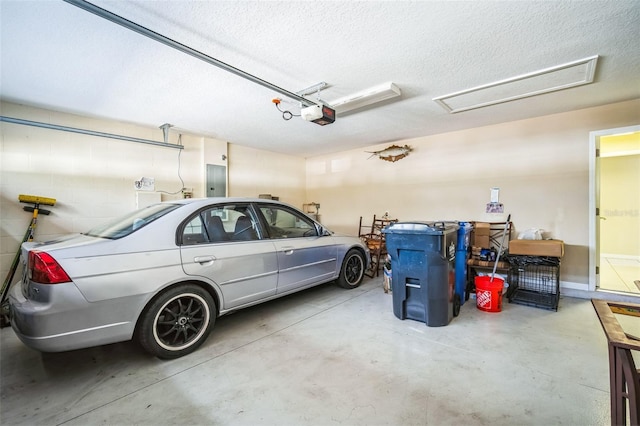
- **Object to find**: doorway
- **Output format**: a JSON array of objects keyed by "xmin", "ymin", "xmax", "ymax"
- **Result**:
[{"xmin": 589, "ymin": 126, "xmax": 640, "ymax": 294}]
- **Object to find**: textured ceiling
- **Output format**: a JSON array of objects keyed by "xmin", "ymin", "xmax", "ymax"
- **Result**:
[{"xmin": 1, "ymin": 0, "xmax": 639, "ymax": 157}]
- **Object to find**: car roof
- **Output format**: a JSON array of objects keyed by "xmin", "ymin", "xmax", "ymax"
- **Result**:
[{"xmin": 165, "ymin": 197, "xmax": 294, "ymax": 209}]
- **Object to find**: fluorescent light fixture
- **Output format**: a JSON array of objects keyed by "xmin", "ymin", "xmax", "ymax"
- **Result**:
[
  {"xmin": 328, "ymin": 82, "xmax": 401, "ymax": 114},
  {"xmin": 433, "ymin": 55, "xmax": 599, "ymax": 114}
]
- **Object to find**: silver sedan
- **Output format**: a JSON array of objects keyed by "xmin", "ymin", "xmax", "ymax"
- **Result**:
[{"xmin": 9, "ymin": 198, "xmax": 368, "ymax": 359}]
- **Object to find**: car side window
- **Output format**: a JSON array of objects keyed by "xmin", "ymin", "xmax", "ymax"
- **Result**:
[
  {"xmin": 226, "ymin": 208, "xmax": 260, "ymax": 241},
  {"xmin": 259, "ymin": 206, "xmax": 317, "ymax": 239},
  {"xmin": 182, "ymin": 215, "xmax": 208, "ymax": 245},
  {"xmin": 202, "ymin": 208, "xmax": 231, "ymax": 242},
  {"xmin": 182, "ymin": 205, "xmax": 261, "ymax": 245}
]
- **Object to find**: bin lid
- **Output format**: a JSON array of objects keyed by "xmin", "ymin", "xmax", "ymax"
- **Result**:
[{"xmin": 383, "ymin": 221, "xmax": 459, "ymax": 235}]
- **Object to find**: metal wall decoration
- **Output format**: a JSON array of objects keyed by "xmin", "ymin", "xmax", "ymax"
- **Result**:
[{"xmin": 366, "ymin": 144, "xmax": 412, "ymax": 162}]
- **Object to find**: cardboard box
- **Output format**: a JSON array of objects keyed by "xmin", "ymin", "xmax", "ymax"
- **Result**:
[
  {"xmin": 473, "ymin": 236, "xmax": 490, "ymax": 248},
  {"xmin": 474, "ymin": 222, "xmax": 490, "ymax": 236},
  {"xmin": 472, "ymin": 222, "xmax": 490, "ymax": 248},
  {"xmin": 508, "ymin": 239, "xmax": 564, "ymax": 258}
]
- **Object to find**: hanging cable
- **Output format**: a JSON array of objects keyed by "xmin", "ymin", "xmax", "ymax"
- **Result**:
[
  {"xmin": 156, "ymin": 134, "xmax": 186, "ymax": 195},
  {"xmin": 272, "ymin": 98, "xmax": 300, "ymax": 121}
]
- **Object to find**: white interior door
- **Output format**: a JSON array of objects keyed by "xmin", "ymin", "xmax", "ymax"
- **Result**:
[
  {"xmin": 595, "ymin": 136, "xmax": 601, "ymax": 290},
  {"xmin": 589, "ymin": 125, "xmax": 640, "ymax": 292}
]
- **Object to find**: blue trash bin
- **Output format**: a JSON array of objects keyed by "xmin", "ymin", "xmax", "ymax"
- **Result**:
[
  {"xmin": 455, "ymin": 222, "xmax": 473, "ymax": 307},
  {"xmin": 383, "ymin": 222, "xmax": 458, "ymax": 326}
]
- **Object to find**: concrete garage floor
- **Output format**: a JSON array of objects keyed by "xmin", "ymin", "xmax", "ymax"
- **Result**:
[{"xmin": 1, "ymin": 277, "xmax": 613, "ymax": 425}]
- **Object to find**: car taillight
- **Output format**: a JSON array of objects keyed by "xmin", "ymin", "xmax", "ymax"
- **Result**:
[{"xmin": 28, "ymin": 251, "xmax": 71, "ymax": 284}]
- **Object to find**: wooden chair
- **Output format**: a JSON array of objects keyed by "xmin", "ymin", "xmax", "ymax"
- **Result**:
[
  {"xmin": 358, "ymin": 215, "xmax": 398, "ymax": 278},
  {"xmin": 593, "ymin": 299, "xmax": 640, "ymax": 425}
]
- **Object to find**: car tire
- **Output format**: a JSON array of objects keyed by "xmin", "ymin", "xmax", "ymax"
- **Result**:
[
  {"xmin": 138, "ymin": 284, "xmax": 216, "ymax": 359},
  {"xmin": 337, "ymin": 249, "xmax": 365, "ymax": 289}
]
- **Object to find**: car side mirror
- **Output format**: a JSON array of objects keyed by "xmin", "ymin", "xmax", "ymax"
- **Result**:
[{"xmin": 315, "ymin": 224, "xmax": 332, "ymax": 236}]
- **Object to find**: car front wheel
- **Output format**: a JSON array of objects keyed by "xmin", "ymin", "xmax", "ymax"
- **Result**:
[
  {"xmin": 337, "ymin": 249, "xmax": 365, "ymax": 289},
  {"xmin": 138, "ymin": 284, "xmax": 216, "ymax": 359}
]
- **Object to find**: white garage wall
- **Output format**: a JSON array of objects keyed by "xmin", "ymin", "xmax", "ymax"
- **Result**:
[
  {"xmin": 227, "ymin": 144, "xmax": 306, "ymax": 207},
  {"xmin": 306, "ymin": 98, "xmax": 640, "ymax": 288},
  {"xmin": 2, "ymin": 99, "xmax": 639, "ymax": 292},
  {"xmin": 0, "ymin": 102, "xmax": 307, "ymax": 284}
]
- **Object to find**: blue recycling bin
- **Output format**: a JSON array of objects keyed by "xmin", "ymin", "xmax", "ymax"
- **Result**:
[
  {"xmin": 383, "ymin": 222, "xmax": 458, "ymax": 327},
  {"xmin": 455, "ymin": 222, "xmax": 473, "ymax": 307}
]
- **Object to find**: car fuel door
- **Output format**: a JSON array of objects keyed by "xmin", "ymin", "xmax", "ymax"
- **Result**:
[{"xmin": 180, "ymin": 205, "xmax": 277, "ymax": 310}]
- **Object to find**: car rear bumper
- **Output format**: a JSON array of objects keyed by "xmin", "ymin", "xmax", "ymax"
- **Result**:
[{"xmin": 9, "ymin": 281, "xmax": 138, "ymax": 353}]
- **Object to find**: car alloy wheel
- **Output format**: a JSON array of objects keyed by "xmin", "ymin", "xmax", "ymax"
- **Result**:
[
  {"xmin": 138, "ymin": 284, "xmax": 215, "ymax": 359},
  {"xmin": 337, "ymin": 249, "xmax": 365, "ymax": 289}
]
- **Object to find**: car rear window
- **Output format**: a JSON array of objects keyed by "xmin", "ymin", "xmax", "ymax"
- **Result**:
[{"xmin": 85, "ymin": 203, "xmax": 181, "ymax": 239}]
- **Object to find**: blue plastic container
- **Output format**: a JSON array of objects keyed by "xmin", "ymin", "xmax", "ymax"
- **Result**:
[
  {"xmin": 383, "ymin": 222, "xmax": 458, "ymax": 326},
  {"xmin": 455, "ymin": 222, "xmax": 473, "ymax": 306}
]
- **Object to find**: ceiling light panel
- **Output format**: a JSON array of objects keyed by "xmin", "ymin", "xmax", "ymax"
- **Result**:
[{"xmin": 433, "ymin": 55, "xmax": 599, "ymax": 114}]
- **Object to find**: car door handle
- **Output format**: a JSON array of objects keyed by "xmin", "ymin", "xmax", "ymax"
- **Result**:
[
  {"xmin": 282, "ymin": 247, "xmax": 294, "ymax": 255},
  {"xmin": 194, "ymin": 256, "xmax": 215, "ymax": 265}
]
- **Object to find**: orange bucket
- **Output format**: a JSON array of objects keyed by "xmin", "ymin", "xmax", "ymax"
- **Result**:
[{"xmin": 475, "ymin": 276, "xmax": 504, "ymax": 312}]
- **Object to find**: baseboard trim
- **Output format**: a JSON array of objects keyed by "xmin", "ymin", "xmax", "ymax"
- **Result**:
[
  {"xmin": 600, "ymin": 253, "xmax": 640, "ymax": 262},
  {"xmin": 562, "ymin": 287, "xmax": 640, "ymax": 303}
]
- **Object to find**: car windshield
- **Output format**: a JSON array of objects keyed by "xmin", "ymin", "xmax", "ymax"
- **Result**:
[{"xmin": 85, "ymin": 203, "xmax": 181, "ymax": 239}]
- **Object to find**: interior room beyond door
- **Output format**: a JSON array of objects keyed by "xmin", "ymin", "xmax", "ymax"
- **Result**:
[{"xmin": 595, "ymin": 130, "xmax": 640, "ymax": 295}]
